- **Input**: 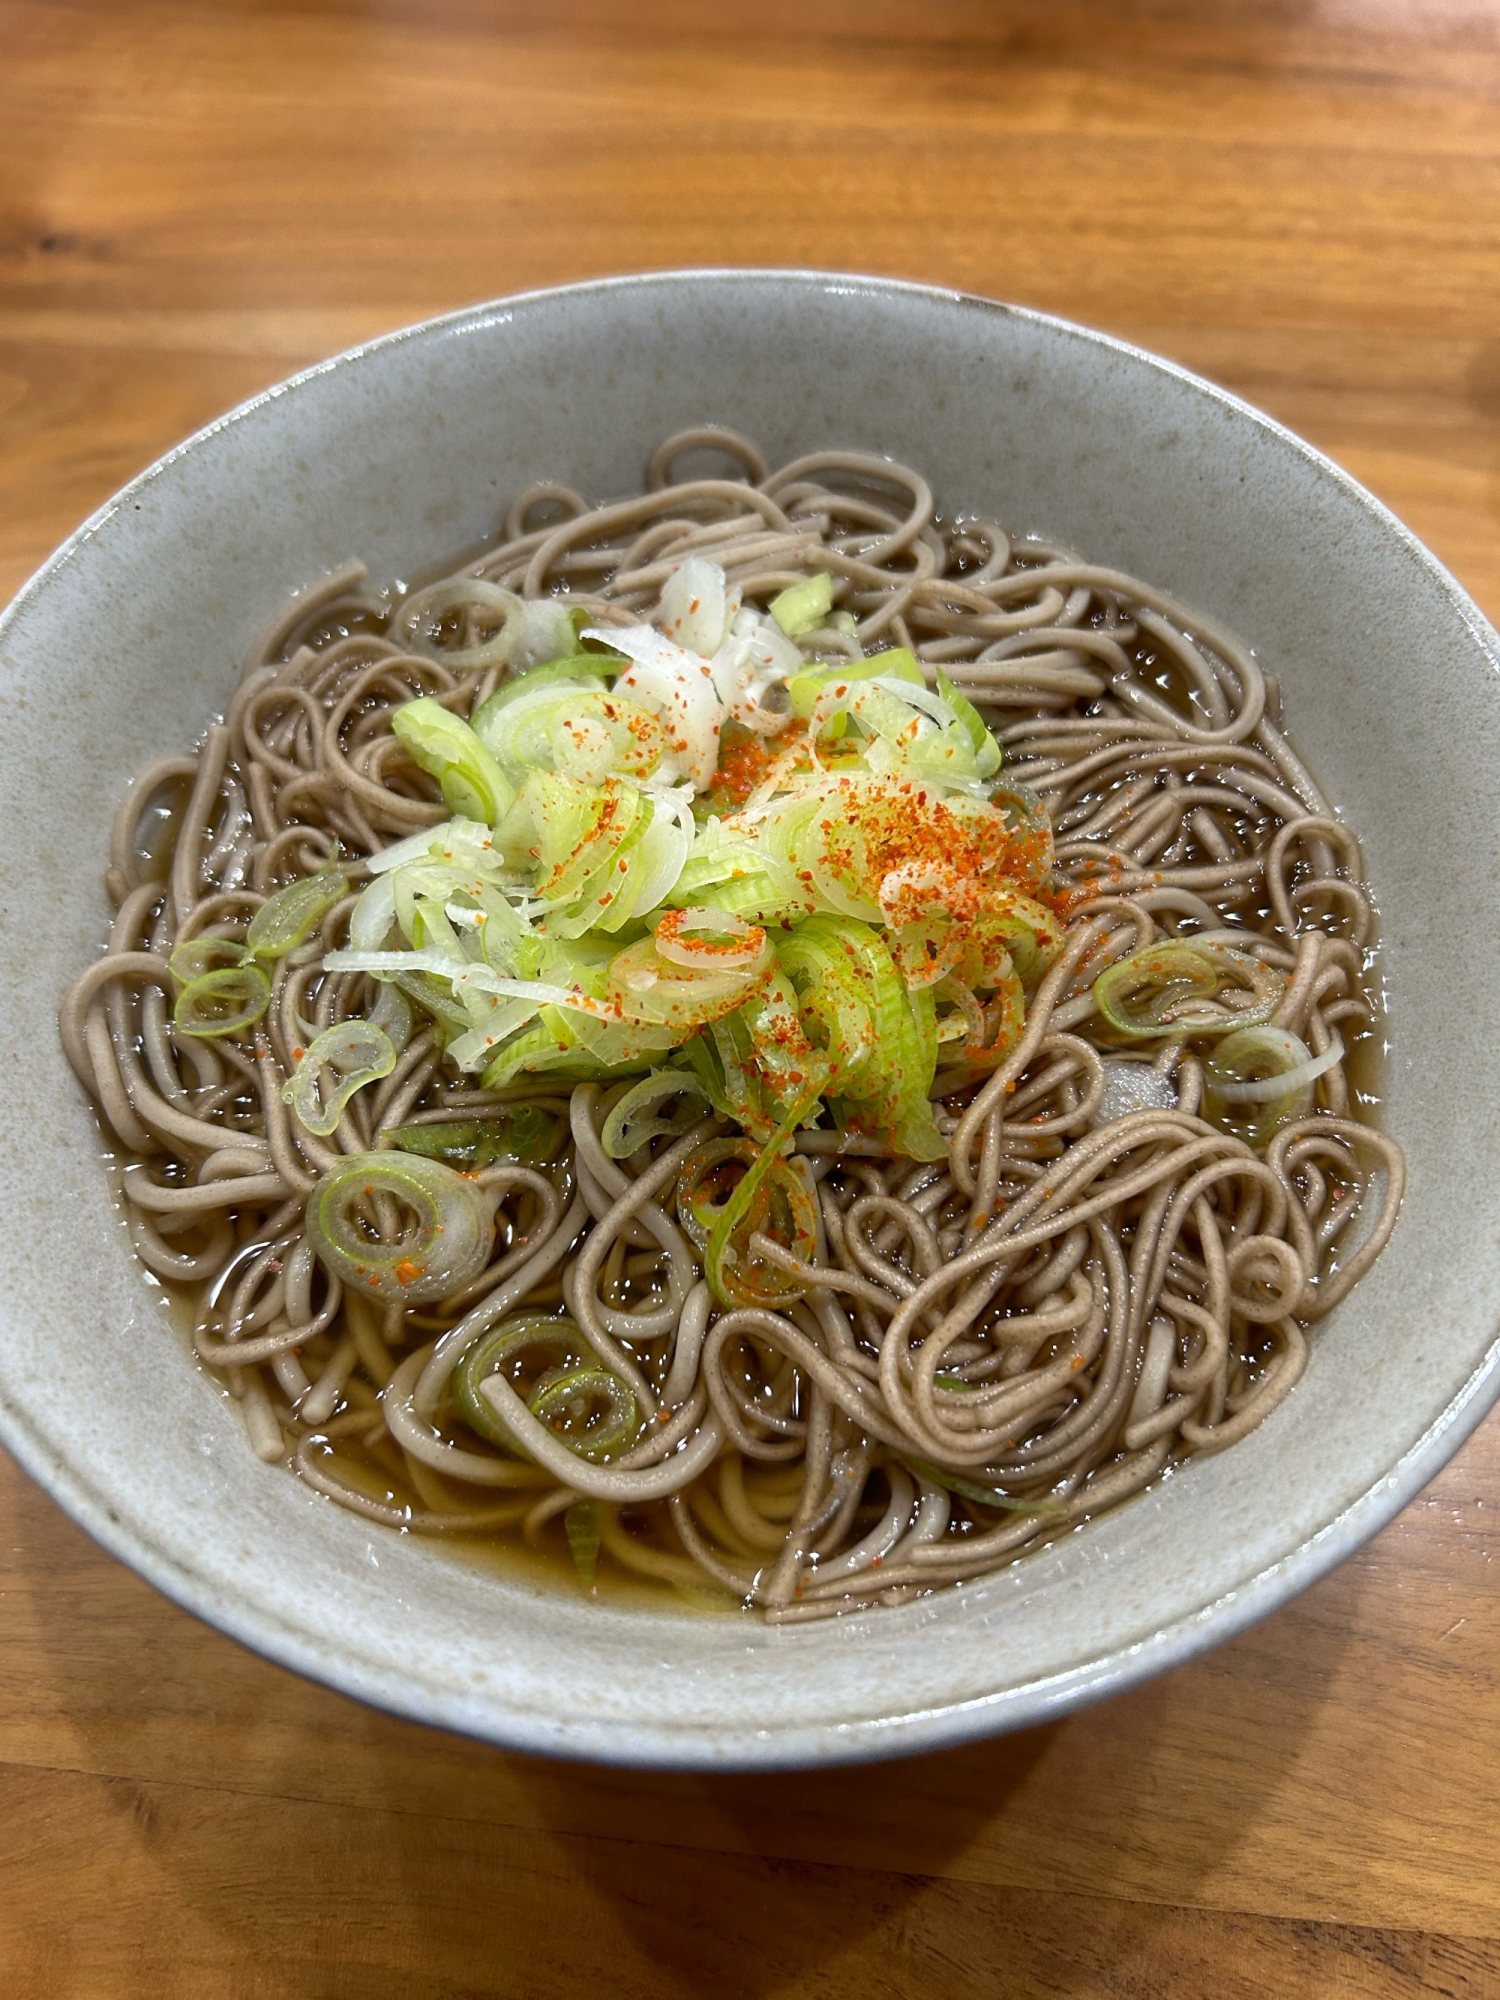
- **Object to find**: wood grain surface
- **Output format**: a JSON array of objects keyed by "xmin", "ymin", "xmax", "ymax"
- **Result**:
[{"xmin": 3, "ymin": 2, "xmax": 1499, "ymax": 1993}]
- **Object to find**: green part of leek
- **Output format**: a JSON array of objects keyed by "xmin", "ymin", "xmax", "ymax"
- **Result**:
[
  {"xmin": 703, "ymin": 1085, "xmax": 823, "ymax": 1309},
  {"xmin": 528, "ymin": 1363, "xmax": 639, "ymax": 1462},
  {"xmin": 451, "ymin": 1314, "xmax": 639, "ymax": 1463},
  {"xmin": 470, "ymin": 654, "xmax": 617, "ymax": 732},
  {"xmin": 778, "ymin": 915, "xmax": 944, "ymax": 1159},
  {"xmin": 897, "ymin": 1454, "xmax": 1066, "ymax": 1516},
  {"xmin": 672, "ymin": 828, "xmax": 797, "ymax": 926},
  {"xmin": 243, "ymin": 861, "xmax": 348, "ymax": 961},
  {"xmin": 769, "ymin": 572, "xmax": 835, "ymax": 637},
  {"xmin": 933, "ymin": 668, "xmax": 1002, "ymax": 779},
  {"xmin": 564, "ymin": 1500, "xmax": 604, "ymax": 1590},
  {"xmin": 1093, "ymin": 940, "xmax": 1286, "ymax": 1040},
  {"xmin": 168, "ymin": 935, "xmax": 250, "ymax": 986},
  {"xmin": 304, "ymin": 1150, "xmax": 494, "ymax": 1303},
  {"xmin": 479, "ymin": 1002, "xmax": 675, "ymax": 1092},
  {"xmin": 172, "ymin": 963, "xmax": 272, "ymax": 1038},
  {"xmin": 786, "ymin": 645, "xmax": 925, "ymax": 722},
  {"xmin": 677, "ymin": 1136, "xmax": 760, "ymax": 1250},
  {"xmin": 281, "ymin": 1020, "xmax": 398, "ymax": 1138},
  {"xmin": 475, "ymin": 684, "xmax": 665, "ymax": 788},
  {"xmin": 600, "ymin": 1070, "xmax": 714, "ymax": 1159},
  {"xmin": 453, "ymin": 1315, "xmax": 583, "ymax": 1447},
  {"xmin": 387, "ymin": 1106, "xmax": 556, "ymax": 1167},
  {"xmin": 391, "ymin": 697, "xmax": 516, "ymax": 825},
  {"xmin": 502, "ymin": 770, "xmax": 644, "ymax": 903},
  {"xmin": 394, "ymin": 968, "xmax": 473, "ymax": 1035},
  {"xmin": 685, "ymin": 966, "xmax": 827, "ymax": 1141}
]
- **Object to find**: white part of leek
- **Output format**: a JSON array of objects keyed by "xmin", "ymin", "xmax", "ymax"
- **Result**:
[
  {"xmin": 617, "ymin": 790, "xmax": 694, "ymax": 921},
  {"xmin": 348, "ymin": 871, "xmax": 398, "ymax": 951},
  {"xmin": 588, "ymin": 623, "xmax": 725, "ymax": 791},
  {"xmin": 1212, "ymin": 1033, "xmax": 1344, "ymax": 1103},
  {"xmin": 659, "ymin": 557, "xmax": 738, "ymax": 658},
  {"xmin": 511, "ymin": 598, "xmax": 577, "ymax": 673}
]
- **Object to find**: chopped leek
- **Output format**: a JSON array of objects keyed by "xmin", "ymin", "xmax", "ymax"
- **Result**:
[
  {"xmin": 700, "ymin": 1090, "xmax": 822, "ymax": 1309},
  {"xmin": 304, "ymin": 1151, "xmax": 494, "ymax": 1301},
  {"xmin": 1202, "ymin": 1023, "xmax": 1344, "ymax": 1146},
  {"xmin": 528, "ymin": 1363, "xmax": 639, "ymax": 1461},
  {"xmin": 322, "ymin": 554, "xmax": 1070, "ymax": 1156},
  {"xmin": 387, "ymin": 1107, "xmax": 555, "ymax": 1166},
  {"xmin": 173, "ymin": 964, "xmax": 271, "ymax": 1038},
  {"xmin": 1093, "ymin": 941, "xmax": 1285, "ymax": 1040},
  {"xmin": 452, "ymin": 1314, "xmax": 639, "ymax": 1462},
  {"xmin": 600, "ymin": 1071, "xmax": 714, "ymax": 1159},
  {"xmin": 392, "ymin": 697, "xmax": 516, "ymax": 824},
  {"xmin": 786, "ymin": 645, "xmax": 925, "ymax": 722},
  {"xmin": 282, "ymin": 1020, "xmax": 397, "ymax": 1137},
  {"xmin": 769, "ymin": 572, "xmax": 835, "ymax": 637},
  {"xmin": 565, "ymin": 1500, "xmax": 604, "ymax": 1590}
]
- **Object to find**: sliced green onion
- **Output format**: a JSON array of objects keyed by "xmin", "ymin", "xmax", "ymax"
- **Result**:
[
  {"xmin": 168, "ymin": 935, "xmax": 249, "ymax": 985},
  {"xmin": 528, "ymin": 1363, "xmax": 639, "ymax": 1462},
  {"xmin": 933, "ymin": 667, "xmax": 1002, "ymax": 779},
  {"xmin": 282, "ymin": 1020, "xmax": 397, "ymax": 1137},
  {"xmin": 654, "ymin": 907, "xmax": 767, "ymax": 971},
  {"xmin": 786, "ymin": 646, "xmax": 925, "ymax": 720},
  {"xmin": 1093, "ymin": 940, "xmax": 1285, "ymax": 1040},
  {"xmin": 243, "ymin": 860, "xmax": 348, "ymax": 961},
  {"xmin": 769, "ymin": 572, "xmax": 835, "ymax": 637},
  {"xmin": 699, "ymin": 1087, "xmax": 822, "ymax": 1309},
  {"xmin": 451, "ymin": 1314, "xmax": 638, "ymax": 1463},
  {"xmin": 474, "ymin": 684, "xmax": 665, "ymax": 787},
  {"xmin": 367, "ymin": 979, "xmax": 414, "ymax": 1054},
  {"xmin": 1202, "ymin": 1024, "xmax": 1344, "ymax": 1146},
  {"xmin": 305, "ymin": 1151, "xmax": 494, "ymax": 1301},
  {"xmin": 453, "ymin": 1314, "xmax": 582, "ymax": 1444},
  {"xmin": 677, "ymin": 1137, "xmax": 760, "ymax": 1248},
  {"xmin": 600, "ymin": 1071, "xmax": 713, "ymax": 1159},
  {"xmin": 388, "ymin": 1107, "xmax": 556, "ymax": 1166},
  {"xmin": 173, "ymin": 964, "xmax": 271, "ymax": 1038},
  {"xmin": 501, "ymin": 770, "xmax": 644, "ymax": 902},
  {"xmin": 470, "ymin": 658, "xmax": 613, "ymax": 734},
  {"xmin": 602, "ymin": 927, "xmax": 771, "ymax": 1031},
  {"xmin": 565, "ymin": 1499, "xmax": 604, "ymax": 1590},
  {"xmin": 778, "ymin": 915, "xmax": 943, "ymax": 1157},
  {"xmin": 392, "ymin": 697, "xmax": 516, "ymax": 824}
]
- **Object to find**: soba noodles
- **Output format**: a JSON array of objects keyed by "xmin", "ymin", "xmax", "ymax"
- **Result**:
[{"xmin": 60, "ymin": 429, "xmax": 1405, "ymax": 1620}]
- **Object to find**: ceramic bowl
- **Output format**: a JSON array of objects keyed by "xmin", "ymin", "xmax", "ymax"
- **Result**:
[{"xmin": 3, "ymin": 272, "xmax": 1497, "ymax": 1769}]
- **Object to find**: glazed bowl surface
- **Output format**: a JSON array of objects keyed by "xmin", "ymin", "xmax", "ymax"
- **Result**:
[{"xmin": 3, "ymin": 270, "xmax": 1496, "ymax": 1769}]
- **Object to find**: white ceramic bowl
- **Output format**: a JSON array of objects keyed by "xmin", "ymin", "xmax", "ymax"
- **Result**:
[{"xmin": 3, "ymin": 272, "xmax": 1497, "ymax": 1769}]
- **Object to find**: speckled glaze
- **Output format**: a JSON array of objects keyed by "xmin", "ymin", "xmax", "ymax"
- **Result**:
[{"xmin": 3, "ymin": 272, "xmax": 1497, "ymax": 1770}]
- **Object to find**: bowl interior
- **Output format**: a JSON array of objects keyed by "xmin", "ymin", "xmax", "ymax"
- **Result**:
[{"xmin": 3, "ymin": 272, "xmax": 1498, "ymax": 1768}]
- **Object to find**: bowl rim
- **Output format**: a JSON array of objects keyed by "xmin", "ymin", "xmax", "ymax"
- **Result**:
[{"xmin": 5, "ymin": 267, "xmax": 1499, "ymax": 1770}]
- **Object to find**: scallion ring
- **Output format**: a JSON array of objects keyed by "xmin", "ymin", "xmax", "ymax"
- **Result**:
[
  {"xmin": 1203, "ymin": 1024, "xmax": 1345, "ymax": 1145},
  {"xmin": 527, "ymin": 1364, "xmax": 639, "ymax": 1462},
  {"xmin": 452, "ymin": 1314, "xmax": 639, "ymax": 1463},
  {"xmin": 653, "ymin": 906, "xmax": 769, "ymax": 972},
  {"xmin": 600, "ymin": 1070, "xmax": 714, "ymax": 1159},
  {"xmin": 1093, "ymin": 939, "xmax": 1285, "ymax": 1039},
  {"xmin": 282, "ymin": 1020, "xmax": 398, "ymax": 1138},
  {"xmin": 173, "ymin": 963, "xmax": 272, "ymax": 1039},
  {"xmin": 305, "ymin": 1151, "xmax": 494, "ymax": 1302}
]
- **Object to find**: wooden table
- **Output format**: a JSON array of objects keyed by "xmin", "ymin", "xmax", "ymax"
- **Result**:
[{"xmin": 4, "ymin": 3, "xmax": 1499, "ymax": 1992}]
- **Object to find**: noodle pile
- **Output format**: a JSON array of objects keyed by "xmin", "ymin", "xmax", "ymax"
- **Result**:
[{"xmin": 60, "ymin": 429, "xmax": 1405, "ymax": 1621}]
